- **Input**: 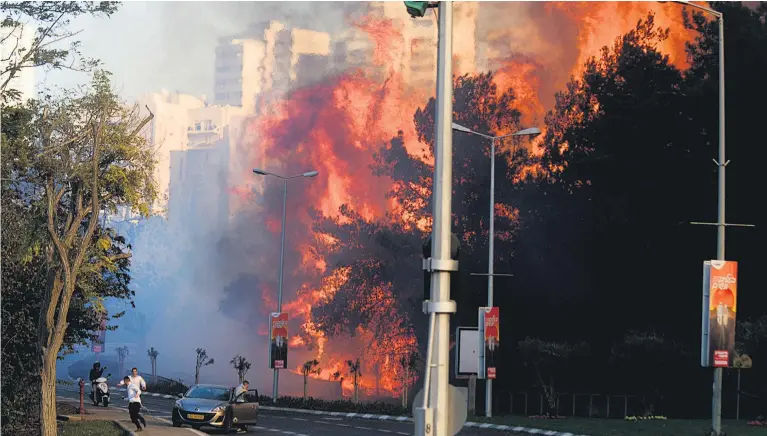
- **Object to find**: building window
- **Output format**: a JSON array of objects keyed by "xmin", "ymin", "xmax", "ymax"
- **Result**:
[{"xmin": 195, "ymin": 122, "xmax": 201, "ymax": 131}]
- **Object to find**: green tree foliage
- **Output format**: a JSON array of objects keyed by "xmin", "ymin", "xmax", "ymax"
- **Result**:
[
  {"xmin": 609, "ymin": 329, "xmax": 688, "ymax": 416},
  {"xmin": 1, "ymin": 70, "xmax": 157, "ymax": 436},
  {"xmin": 0, "ymin": 1, "xmax": 119, "ymax": 103},
  {"xmin": 0, "ymin": 88, "xmax": 143, "ymax": 432},
  {"xmin": 518, "ymin": 337, "xmax": 590, "ymax": 415}
]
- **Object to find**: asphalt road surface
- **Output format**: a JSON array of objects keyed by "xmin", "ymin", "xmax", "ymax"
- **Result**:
[{"xmin": 56, "ymin": 387, "xmax": 503, "ymax": 436}]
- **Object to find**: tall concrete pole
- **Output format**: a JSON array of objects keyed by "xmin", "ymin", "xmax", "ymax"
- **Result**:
[
  {"xmin": 485, "ymin": 136, "xmax": 497, "ymax": 417},
  {"xmin": 273, "ymin": 178, "xmax": 288, "ymax": 403},
  {"xmin": 429, "ymin": 2, "xmax": 454, "ymax": 436},
  {"xmin": 712, "ymin": 14, "xmax": 726, "ymax": 436}
]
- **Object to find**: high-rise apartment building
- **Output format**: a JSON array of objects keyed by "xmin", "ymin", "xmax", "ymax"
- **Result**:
[
  {"xmin": 137, "ymin": 90, "xmax": 206, "ymax": 215},
  {"xmin": 213, "ymin": 38, "xmax": 266, "ymax": 112}
]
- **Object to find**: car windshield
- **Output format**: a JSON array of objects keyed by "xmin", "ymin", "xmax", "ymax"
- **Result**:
[{"xmin": 185, "ymin": 386, "xmax": 230, "ymax": 401}]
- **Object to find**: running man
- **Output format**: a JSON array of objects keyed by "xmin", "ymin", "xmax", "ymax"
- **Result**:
[{"xmin": 124, "ymin": 376, "xmax": 147, "ymax": 432}]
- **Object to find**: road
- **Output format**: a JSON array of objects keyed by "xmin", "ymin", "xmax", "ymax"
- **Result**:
[{"xmin": 56, "ymin": 387, "xmax": 501, "ymax": 436}]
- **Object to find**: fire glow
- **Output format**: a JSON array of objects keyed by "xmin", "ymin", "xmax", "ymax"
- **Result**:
[{"xmin": 233, "ymin": 2, "xmax": 703, "ymax": 398}]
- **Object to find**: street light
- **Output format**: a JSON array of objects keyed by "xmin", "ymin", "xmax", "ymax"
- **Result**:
[
  {"xmin": 252, "ymin": 167, "xmax": 318, "ymax": 403},
  {"xmin": 660, "ymin": 2, "xmax": 726, "ymax": 435},
  {"xmin": 452, "ymin": 122, "xmax": 540, "ymax": 418}
]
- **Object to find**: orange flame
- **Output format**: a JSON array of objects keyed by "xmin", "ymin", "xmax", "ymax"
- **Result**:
[{"xmin": 229, "ymin": 1, "xmax": 703, "ymax": 398}]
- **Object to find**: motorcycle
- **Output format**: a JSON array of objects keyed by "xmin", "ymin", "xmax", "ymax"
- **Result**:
[{"xmin": 90, "ymin": 374, "xmax": 111, "ymax": 407}]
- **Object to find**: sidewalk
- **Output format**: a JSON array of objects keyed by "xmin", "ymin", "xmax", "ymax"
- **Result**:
[{"xmin": 57, "ymin": 396, "xmax": 197, "ymax": 436}]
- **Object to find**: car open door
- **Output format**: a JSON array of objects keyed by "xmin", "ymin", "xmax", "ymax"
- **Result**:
[{"xmin": 231, "ymin": 389, "xmax": 259, "ymax": 425}]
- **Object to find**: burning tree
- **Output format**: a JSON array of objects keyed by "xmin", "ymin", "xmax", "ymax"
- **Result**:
[
  {"xmin": 399, "ymin": 351, "xmax": 419, "ymax": 408},
  {"xmin": 300, "ymin": 359, "xmax": 321, "ymax": 400},
  {"xmin": 310, "ymin": 72, "xmax": 532, "ymax": 384},
  {"xmin": 346, "ymin": 358, "xmax": 362, "ymax": 403},
  {"xmin": 230, "ymin": 355, "xmax": 251, "ymax": 384},
  {"xmin": 116, "ymin": 346, "xmax": 129, "ymax": 378},
  {"xmin": 147, "ymin": 347, "xmax": 159, "ymax": 384},
  {"xmin": 194, "ymin": 348, "xmax": 214, "ymax": 384}
]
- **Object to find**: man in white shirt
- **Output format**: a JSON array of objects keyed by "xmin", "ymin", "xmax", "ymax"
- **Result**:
[
  {"xmin": 234, "ymin": 380, "xmax": 249, "ymax": 403},
  {"xmin": 124, "ymin": 376, "xmax": 147, "ymax": 432},
  {"xmin": 118, "ymin": 367, "xmax": 147, "ymax": 391}
]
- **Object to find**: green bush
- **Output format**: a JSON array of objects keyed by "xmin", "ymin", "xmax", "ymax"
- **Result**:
[{"xmin": 258, "ymin": 395, "xmax": 410, "ymax": 416}]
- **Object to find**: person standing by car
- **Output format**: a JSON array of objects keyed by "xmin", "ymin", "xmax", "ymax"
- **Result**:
[
  {"xmin": 234, "ymin": 380, "xmax": 249, "ymax": 402},
  {"xmin": 125, "ymin": 376, "xmax": 147, "ymax": 432}
]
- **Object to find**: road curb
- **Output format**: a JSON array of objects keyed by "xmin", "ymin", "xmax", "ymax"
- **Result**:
[
  {"xmin": 260, "ymin": 405, "xmax": 588, "ymax": 435},
  {"xmin": 113, "ymin": 419, "xmax": 138, "ymax": 436}
]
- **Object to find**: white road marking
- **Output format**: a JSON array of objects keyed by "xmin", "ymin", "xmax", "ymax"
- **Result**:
[
  {"xmin": 292, "ymin": 418, "xmax": 309, "ymax": 421},
  {"xmin": 355, "ymin": 426, "xmax": 372, "ymax": 430},
  {"xmin": 336, "ymin": 423, "xmax": 351, "ymax": 427},
  {"xmin": 377, "ymin": 430, "xmax": 393, "ymax": 433},
  {"xmin": 321, "ymin": 417, "xmax": 343, "ymax": 421}
]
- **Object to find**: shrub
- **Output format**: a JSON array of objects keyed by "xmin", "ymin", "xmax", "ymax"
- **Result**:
[{"xmin": 259, "ymin": 395, "xmax": 410, "ymax": 416}]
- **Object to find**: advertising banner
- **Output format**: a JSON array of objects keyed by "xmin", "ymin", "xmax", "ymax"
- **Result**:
[
  {"xmin": 701, "ymin": 261, "xmax": 738, "ymax": 368},
  {"xmin": 269, "ymin": 312, "xmax": 288, "ymax": 369},
  {"xmin": 478, "ymin": 307, "xmax": 499, "ymax": 379},
  {"xmin": 92, "ymin": 316, "xmax": 107, "ymax": 353}
]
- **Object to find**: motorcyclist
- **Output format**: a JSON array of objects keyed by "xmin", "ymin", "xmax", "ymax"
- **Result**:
[{"xmin": 89, "ymin": 362, "xmax": 107, "ymax": 403}]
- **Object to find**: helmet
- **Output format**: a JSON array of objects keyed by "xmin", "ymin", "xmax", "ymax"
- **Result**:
[{"xmin": 93, "ymin": 361, "xmax": 101, "ymax": 369}]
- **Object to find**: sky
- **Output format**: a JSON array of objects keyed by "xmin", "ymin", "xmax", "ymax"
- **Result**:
[{"xmin": 45, "ymin": 1, "xmax": 350, "ymax": 100}]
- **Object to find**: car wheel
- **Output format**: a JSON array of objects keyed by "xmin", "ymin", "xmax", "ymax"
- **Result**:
[
  {"xmin": 192, "ymin": 425, "xmax": 202, "ymax": 430},
  {"xmin": 172, "ymin": 420, "xmax": 182, "ymax": 428}
]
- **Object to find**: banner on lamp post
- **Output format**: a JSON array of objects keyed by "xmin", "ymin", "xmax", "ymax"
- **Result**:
[
  {"xmin": 92, "ymin": 316, "xmax": 107, "ymax": 353},
  {"xmin": 269, "ymin": 312, "xmax": 288, "ymax": 369},
  {"xmin": 478, "ymin": 307, "xmax": 499, "ymax": 380},
  {"xmin": 701, "ymin": 260, "xmax": 738, "ymax": 368}
]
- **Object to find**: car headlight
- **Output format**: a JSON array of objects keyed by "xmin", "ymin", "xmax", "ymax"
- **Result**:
[
  {"xmin": 175, "ymin": 401, "xmax": 183, "ymax": 409},
  {"xmin": 211, "ymin": 404, "xmax": 226, "ymax": 413}
]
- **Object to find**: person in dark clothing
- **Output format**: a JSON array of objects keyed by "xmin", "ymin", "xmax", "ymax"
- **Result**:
[{"xmin": 89, "ymin": 362, "xmax": 107, "ymax": 404}]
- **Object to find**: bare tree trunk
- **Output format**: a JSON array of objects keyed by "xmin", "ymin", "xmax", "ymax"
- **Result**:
[
  {"xmin": 303, "ymin": 376, "xmax": 308, "ymax": 400},
  {"xmin": 39, "ymin": 351, "xmax": 59, "ymax": 436},
  {"xmin": 195, "ymin": 368, "xmax": 199, "ymax": 385}
]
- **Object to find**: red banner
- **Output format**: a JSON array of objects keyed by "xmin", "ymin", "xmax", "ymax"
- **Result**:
[
  {"xmin": 480, "ymin": 307, "xmax": 499, "ymax": 379},
  {"xmin": 703, "ymin": 261, "xmax": 738, "ymax": 367},
  {"xmin": 92, "ymin": 316, "xmax": 107, "ymax": 353},
  {"xmin": 269, "ymin": 312, "xmax": 288, "ymax": 369}
]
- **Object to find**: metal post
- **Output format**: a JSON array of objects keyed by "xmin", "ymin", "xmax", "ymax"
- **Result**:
[
  {"xmin": 712, "ymin": 14, "xmax": 725, "ymax": 436},
  {"xmin": 736, "ymin": 369, "xmax": 741, "ymax": 420},
  {"xmin": 486, "ymin": 137, "xmax": 496, "ymax": 418},
  {"xmin": 273, "ymin": 178, "xmax": 288, "ymax": 404},
  {"xmin": 79, "ymin": 379, "xmax": 85, "ymax": 415},
  {"xmin": 429, "ymin": 2, "xmax": 454, "ymax": 435}
]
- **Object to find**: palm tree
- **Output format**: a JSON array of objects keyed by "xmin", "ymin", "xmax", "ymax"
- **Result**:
[
  {"xmin": 300, "ymin": 359, "xmax": 321, "ymax": 400},
  {"xmin": 147, "ymin": 347, "xmax": 159, "ymax": 384},
  {"xmin": 230, "ymin": 354, "xmax": 251, "ymax": 384},
  {"xmin": 194, "ymin": 348, "xmax": 215, "ymax": 384},
  {"xmin": 331, "ymin": 371, "xmax": 345, "ymax": 398},
  {"xmin": 346, "ymin": 358, "xmax": 362, "ymax": 403}
]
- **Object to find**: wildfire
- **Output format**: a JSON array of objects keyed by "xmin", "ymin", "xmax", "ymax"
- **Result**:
[{"xmin": 230, "ymin": 2, "xmax": 703, "ymax": 399}]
